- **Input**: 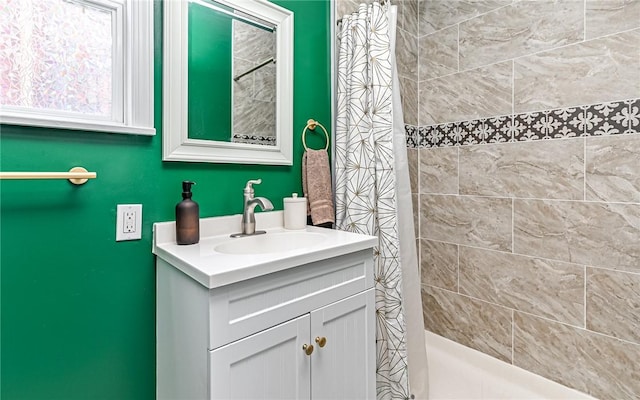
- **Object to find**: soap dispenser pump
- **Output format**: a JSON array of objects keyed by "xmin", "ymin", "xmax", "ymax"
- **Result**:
[{"xmin": 176, "ymin": 180, "xmax": 199, "ymax": 245}]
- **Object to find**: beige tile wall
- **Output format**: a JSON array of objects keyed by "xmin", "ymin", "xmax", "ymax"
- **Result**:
[
  {"xmin": 412, "ymin": 136, "xmax": 640, "ymax": 400},
  {"xmin": 395, "ymin": 0, "xmax": 419, "ymax": 125},
  {"xmin": 411, "ymin": 1, "xmax": 640, "ymax": 398},
  {"xmin": 416, "ymin": 1, "xmax": 640, "ymax": 124}
]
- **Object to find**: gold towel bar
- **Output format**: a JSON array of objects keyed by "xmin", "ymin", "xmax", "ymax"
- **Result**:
[
  {"xmin": 302, "ymin": 119, "xmax": 329, "ymax": 151},
  {"xmin": 0, "ymin": 167, "xmax": 97, "ymax": 185}
]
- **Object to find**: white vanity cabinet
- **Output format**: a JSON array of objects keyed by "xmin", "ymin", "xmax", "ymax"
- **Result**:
[
  {"xmin": 209, "ymin": 290, "xmax": 374, "ymax": 400},
  {"xmin": 156, "ymin": 243, "xmax": 376, "ymax": 400}
]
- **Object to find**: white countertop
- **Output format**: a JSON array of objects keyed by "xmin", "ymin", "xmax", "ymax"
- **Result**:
[{"xmin": 152, "ymin": 211, "xmax": 377, "ymax": 289}]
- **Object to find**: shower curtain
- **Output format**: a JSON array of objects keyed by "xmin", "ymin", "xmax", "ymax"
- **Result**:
[{"xmin": 335, "ymin": 2, "xmax": 427, "ymax": 399}]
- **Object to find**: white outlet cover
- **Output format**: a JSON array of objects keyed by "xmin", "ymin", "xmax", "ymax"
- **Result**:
[{"xmin": 116, "ymin": 204, "xmax": 143, "ymax": 241}]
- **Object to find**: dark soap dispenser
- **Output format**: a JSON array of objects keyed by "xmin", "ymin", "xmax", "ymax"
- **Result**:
[{"xmin": 176, "ymin": 181, "xmax": 199, "ymax": 245}]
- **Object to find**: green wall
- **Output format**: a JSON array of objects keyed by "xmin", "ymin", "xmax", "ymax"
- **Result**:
[
  {"xmin": 188, "ymin": 2, "xmax": 232, "ymax": 141},
  {"xmin": 0, "ymin": 1, "xmax": 331, "ymax": 398}
]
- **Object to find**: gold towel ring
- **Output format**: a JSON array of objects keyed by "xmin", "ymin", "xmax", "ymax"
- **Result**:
[{"xmin": 302, "ymin": 119, "xmax": 329, "ymax": 151}]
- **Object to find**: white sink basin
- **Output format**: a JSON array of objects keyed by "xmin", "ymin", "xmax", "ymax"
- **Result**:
[
  {"xmin": 153, "ymin": 212, "xmax": 378, "ymax": 288},
  {"xmin": 214, "ymin": 231, "xmax": 327, "ymax": 255}
]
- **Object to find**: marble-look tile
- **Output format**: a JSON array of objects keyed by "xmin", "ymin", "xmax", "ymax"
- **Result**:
[
  {"xmin": 233, "ymin": 21, "xmax": 275, "ymax": 62},
  {"xmin": 514, "ymin": 29, "xmax": 640, "ymax": 113},
  {"xmin": 586, "ymin": 0, "xmax": 640, "ymax": 40},
  {"xmin": 232, "ymin": 58, "xmax": 255, "ymax": 100},
  {"xmin": 514, "ymin": 199, "xmax": 640, "ymax": 273},
  {"xmin": 421, "ymin": 194, "xmax": 512, "ymax": 251},
  {"xmin": 254, "ymin": 62, "xmax": 275, "ymax": 103},
  {"xmin": 422, "ymin": 286, "xmax": 512, "ymax": 362},
  {"xmin": 514, "ymin": 312, "xmax": 640, "ymax": 400},
  {"xmin": 418, "ymin": 0, "xmax": 511, "ymax": 36},
  {"xmin": 400, "ymin": 77, "xmax": 419, "ymax": 126},
  {"xmin": 460, "ymin": 1, "xmax": 583, "ymax": 71},
  {"xmin": 396, "ymin": 28, "xmax": 418, "ymax": 81},
  {"xmin": 396, "ymin": 0, "xmax": 419, "ymax": 37},
  {"xmin": 586, "ymin": 134, "xmax": 640, "ymax": 203},
  {"xmin": 419, "ymin": 26, "xmax": 458, "ymax": 81},
  {"xmin": 587, "ymin": 268, "xmax": 640, "ymax": 344},
  {"xmin": 412, "ymin": 193, "xmax": 419, "ymax": 238},
  {"xmin": 407, "ymin": 148, "xmax": 419, "ymax": 193},
  {"xmin": 336, "ymin": 0, "xmax": 360, "ymax": 19},
  {"xmin": 459, "ymin": 247, "xmax": 584, "ymax": 325},
  {"xmin": 420, "ymin": 62, "xmax": 512, "ymax": 125},
  {"xmin": 233, "ymin": 99, "xmax": 275, "ymax": 136},
  {"xmin": 459, "ymin": 139, "xmax": 584, "ymax": 200},
  {"xmin": 419, "ymin": 147, "xmax": 458, "ymax": 194},
  {"xmin": 420, "ymin": 240, "xmax": 458, "ymax": 291}
]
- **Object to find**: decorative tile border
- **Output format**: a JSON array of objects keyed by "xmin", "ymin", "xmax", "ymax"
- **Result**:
[
  {"xmin": 406, "ymin": 98, "xmax": 640, "ymax": 148},
  {"xmin": 405, "ymin": 125, "xmax": 418, "ymax": 147},
  {"xmin": 232, "ymin": 134, "xmax": 276, "ymax": 146}
]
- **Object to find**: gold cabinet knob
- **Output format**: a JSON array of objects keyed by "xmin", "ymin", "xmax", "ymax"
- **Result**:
[
  {"xmin": 302, "ymin": 344, "xmax": 314, "ymax": 356},
  {"xmin": 315, "ymin": 336, "xmax": 327, "ymax": 347}
]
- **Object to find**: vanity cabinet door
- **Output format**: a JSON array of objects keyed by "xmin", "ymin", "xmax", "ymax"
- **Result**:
[
  {"xmin": 310, "ymin": 289, "xmax": 376, "ymax": 400},
  {"xmin": 209, "ymin": 314, "xmax": 311, "ymax": 400}
]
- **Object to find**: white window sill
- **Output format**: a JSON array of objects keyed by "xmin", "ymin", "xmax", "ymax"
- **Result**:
[{"xmin": 1, "ymin": 113, "xmax": 156, "ymax": 136}]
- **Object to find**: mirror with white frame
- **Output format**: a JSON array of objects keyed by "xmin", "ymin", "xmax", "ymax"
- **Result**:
[{"xmin": 163, "ymin": 0, "xmax": 293, "ymax": 165}]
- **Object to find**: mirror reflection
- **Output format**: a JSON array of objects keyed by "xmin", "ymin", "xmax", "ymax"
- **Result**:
[{"xmin": 188, "ymin": 0, "xmax": 277, "ymax": 146}]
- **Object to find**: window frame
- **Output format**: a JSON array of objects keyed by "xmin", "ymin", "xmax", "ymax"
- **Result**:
[{"xmin": 0, "ymin": 0, "xmax": 155, "ymax": 136}]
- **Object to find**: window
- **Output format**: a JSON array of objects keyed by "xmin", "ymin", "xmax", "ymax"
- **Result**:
[{"xmin": 0, "ymin": 0, "xmax": 154, "ymax": 135}]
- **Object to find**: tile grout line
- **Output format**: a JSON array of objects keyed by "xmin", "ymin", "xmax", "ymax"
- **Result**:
[
  {"xmin": 416, "ymin": 23, "xmax": 421, "ymax": 128},
  {"xmin": 416, "ymin": 192, "xmax": 640, "ymax": 206},
  {"xmin": 456, "ymin": 146, "xmax": 460, "ymax": 195},
  {"xmin": 418, "ymin": 148, "xmax": 421, "ymax": 240},
  {"xmin": 514, "ymin": 308, "xmax": 640, "ymax": 347},
  {"xmin": 584, "ymin": 265, "xmax": 587, "ymax": 329},
  {"xmin": 511, "ymin": 197, "xmax": 515, "ymax": 253},
  {"xmin": 583, "ymin": 136, "xmax": 587, "ymax": 201},
  {"xmin": 419, "ymin": 26, "xmax": 639, "ymax": 82},
  {"xmin": 457, "ymin": 23, "xmax": 460, "ymax": 72},
  {"xmin": 420, "ymin": 238, "xmax": 640, "ymax": 277},
  {"xmin": 416, "ymin": 2, "xmax": 513, "ymax": 40},
  {"xmin": 426, "ymin": 283, "xmax": 640, "ymax": 348},
  {"xmin": 415, "ymin": 16, "xmax": 420, "ymax": 124},
  {"xmin": 456, "ymin": 243, "xmax": 460, "ymax": 293},
  {"xmin": 583, "ymin": 0, "xmax": 586, "ymax": 42},
  {"xmin": 511, "ymin": 60, "xmax": 515, "ymax": 115},
  {"xmin": 511, "ymin": 309, "xmax": 515, "ymax": 365}
]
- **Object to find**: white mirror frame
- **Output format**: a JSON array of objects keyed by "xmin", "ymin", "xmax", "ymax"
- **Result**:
[{"xmin": 163, "ymin": 0, "xmax": 293, "ymax": 165}]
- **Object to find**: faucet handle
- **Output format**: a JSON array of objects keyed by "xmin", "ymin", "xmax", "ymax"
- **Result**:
[{"xmin": 244, "ymin": 179, "xmax": 262, "ymax": 193}]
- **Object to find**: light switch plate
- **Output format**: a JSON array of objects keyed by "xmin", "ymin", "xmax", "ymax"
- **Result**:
[{"xmin": 116, "ymin": 204, "xmax": 142, "ymax": 241}]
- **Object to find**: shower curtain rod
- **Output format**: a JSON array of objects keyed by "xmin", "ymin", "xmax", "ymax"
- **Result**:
[
  {"xmin": 336, "ymin": 0, "xmax": 389, "ymax": 24},
  {"xmin": 233, "ymin": 57, "xmax": 275, "ymax": 81}
]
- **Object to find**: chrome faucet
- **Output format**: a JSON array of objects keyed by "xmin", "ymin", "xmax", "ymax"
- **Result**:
[{"xmin": 231, "ymin": 179, "xmax": 274, "ymax": 237}]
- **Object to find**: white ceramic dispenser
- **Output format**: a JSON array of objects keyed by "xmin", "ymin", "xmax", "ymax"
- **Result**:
[{"xmin": 283, "ymin": 193, "xmax": 307, "ymax": 230}]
